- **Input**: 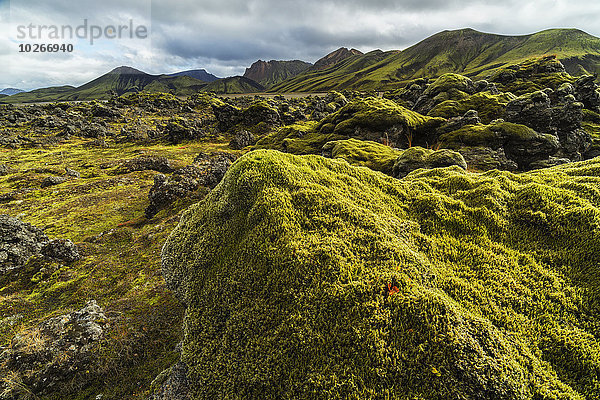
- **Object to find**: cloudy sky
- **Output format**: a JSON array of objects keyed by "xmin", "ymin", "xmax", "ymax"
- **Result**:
[{"xmin": 1, "ymin": 0, "xmax": 600, "ymax": 90}]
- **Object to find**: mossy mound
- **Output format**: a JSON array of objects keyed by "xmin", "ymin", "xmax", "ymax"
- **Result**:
[
  {"xmin": 253, "ymin": 121, "xmax": 338, "ymax": 154},
  {"xmin": 439, "ymin": 121, "xmax": 559, "ymax": 168},
  {"xmin": 491, "ymin": 56, "xmax": 575, "ymax": 96},
  {"xmin": 392, "ymin": 146, "xmax": 467, "ymax": 178},
  {"xmin": 162, "ymin": 150, "xmax": 600, "ymax": 399},
  {"xmin": 322, "ymin": 138, "xmax": 402, "ymax": 175},
  {"xmin": 317, "ymin": 97, "xmax": 445, "ymax": 148},
  {"xmin": 439, "ymin": 121, "xmax": 545, "ymax": 147},
  {"xmin": 422, "ymin": 73, "xmax": 475, "ymax": 97},
  {"xmin": 428, "ymin": 92, "xmax": 515, "ymax": 124}
]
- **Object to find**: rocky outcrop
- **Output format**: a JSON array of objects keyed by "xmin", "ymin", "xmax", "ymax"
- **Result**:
[
  {"xmin": 392, "ymin": 146, "xmax": 467, "ymax": 178},
  {"xmin": 148, "ymin": 361, "xmax": 190, "ymax": 400},
  {"xmin": 455, "ymin": 146, "xmax": 518, "ymax": 171},
  {"xmin": 41, "ymin": 175, "xmax": 68, "ymax": 188},
  {"xmin": 41, "ymin": 239, "xmax": 81, "ymax": 263},
  {"xmin": 574, "ymin": 75, "xmax": 600, "ymax": 112},
  {"xmin": 120, "ymin": 156, "xmax": 174, "ymax": 174},
  {"xmin": 0, "ymin": 215, "xmax": 49, "ymax": 272},
  {"xmin": 0, "ymin": 215, "xmax": 81, "ymax": 272},
  {"xmin": 1, "ymin": 301, "xmax": 107, "ymax": 397},
  {"xmin": 212, "ymin": 102, "xmax": 242, "ymax": 132},
  {"xmin": 241, "ymin": 101, "xmax": 280, "ymax": 127},
  {"xmin": 229, "ymin": 129, "xmax": 255, "ymax": 150},
  {"xmin": 145, "ymin": 153, "xmax": 238, "ymax": 218},
  {"xmin": 162, "ymin": 118, "xmax": 207, "ymax": 144},
  {"xmin": 439, "ymin": 121, "xmax": 560, "ymax": 170},
  {"xmin": 504, "ymin": 90, "xmax": 591, "ymax": 161}
]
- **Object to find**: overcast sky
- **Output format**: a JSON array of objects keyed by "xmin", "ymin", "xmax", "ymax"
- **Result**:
[{"xmin": 1, "ymin": 0, "xmax": 600, "ymax": 90}]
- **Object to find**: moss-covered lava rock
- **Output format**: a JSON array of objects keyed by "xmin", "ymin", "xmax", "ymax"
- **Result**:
[
  {"xmin": 392, "ymin": 146, "xmax": 467, "ymax": 178},
  {"xmin": 162, "ymin": 149, "xmax": 600, "ymax": 399},
  {"xmin": 317, "ymin": 97, "xmax": 444, "ymax": 148},
  {"xmin": 321, "ymin": 138, "xmax": 403, "ymax": 175}
]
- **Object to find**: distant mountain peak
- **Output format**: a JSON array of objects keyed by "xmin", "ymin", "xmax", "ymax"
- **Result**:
[
  {"xmin": 109, "ymin": 66, "xmax": 147, "ymax": 75},
  {"xmin": 243, "ymin": 59, "xmax": 312, "ymax": 88},
  {"xmin": 168, "ymin": 69, "xmax": 220, "ymax": 82},
  {"xmin": 311, "ymin": 47, "xmax": 364, "ymax": 71},
  {"xmin": 0, "ymin": 88, "xmax": 25, "ymax": 96}
]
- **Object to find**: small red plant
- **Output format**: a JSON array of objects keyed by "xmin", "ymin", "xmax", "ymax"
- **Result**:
[{"xmin": 387, "ymin": 282, "xmax": 400, "ymax": 296}]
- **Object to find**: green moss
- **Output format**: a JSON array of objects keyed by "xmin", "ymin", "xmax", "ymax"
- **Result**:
[
  {"xmin": 439, "ymin": 121, "xmax": 551, "ymax": 148},
  {"xmin": 317, "ymin": 97, "xmax": 444, "ymax": 147},
  {"xmin": 322, "ymin": 138, "xmax": 403, "ymax": 175},
  {"xmin": 163, "ymin": 149, "xmax": 600, "ymax": 399},
  {"xmin": 424, "ymin": 73, "xmax": 473, "ymax": 96},
  {"xmin": 253, "ymin": 121, "xmax": 340, "ymax": 154},
  {"xmin": 0, "ymin": 137, "xmax": 237, "ymax": 399},
  {"xmin": 490, "ymin": 58, "xmax": 576, "ymax": 95},
  {"xmin": 428, "ymin": 92, "xmax": 516, "ymax": 123},
  {"xmin": 243, "ymin": 100, "xmax": 278, "ymax": 116}
]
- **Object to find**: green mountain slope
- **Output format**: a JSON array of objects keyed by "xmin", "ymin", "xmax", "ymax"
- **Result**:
[
  {"xmin": 2, "ymin": 85, "xmax": 76, "ymax": 103},
  {"xmin": 2, "ymin": 67, "xmax": 208, "ymax": 103},
  {"xmin": 272, "ymin": 28, "xmax": 600, "ymax": 92},
  {"xmin": 163, "ymin": 149, "xmax": 600, "ymax": 399},
  {"xmin": 243, "ymin": 60, "xmax": 312, "ymax": 88},
  {"xmin": 200, "ymin": 76, "xmax": 265, "ymax": 94}
]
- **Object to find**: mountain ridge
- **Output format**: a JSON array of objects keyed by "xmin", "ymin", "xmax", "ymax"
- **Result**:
[{"xmin": 271, "ymin": 27, "xmax": 600, "ymax": 92}]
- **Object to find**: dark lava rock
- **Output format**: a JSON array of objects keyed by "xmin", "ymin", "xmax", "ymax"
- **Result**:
[
  {"xmin": 0, "ymin": 215, "xmax": 49, "ymax": 272},
  {"xmin": 41, "ymin": 175, "xmax": 68, "ymax": 188},
  {"xmin": 504, "ymin": 90, "xmax": 591, "ymax": 161},
  {"xmin": 212, "ymin": 102, "xmax": 242, "ymax": 132},
  {"xmin": 163, "ymin": 118, "xmax": 207, "ymax": 144},
  {"xmin": 528, "ymin": 156, "xmax": 571, "ymax": 170},
  {"xmin": 504, "ymin": 91, "xmax": 553, "ymax": 133},
  {"xmin": 121, "ymin": 156, "xmax": 174, "ymax": 174},
  {"xmin": 145, "ymin": 166, "xmax": 205, "ymax": 219},
  {"xmin": 229, "ymin": 129, "xmax": 255, "ymax": 150},
  {"xmin": 574, "ymin": 75, "xmax": 600, "ymax": 112},
  {"xmin": 91, "ymin": 102, "xmax": 121, "ymax": 119},
  {"xmin": 1, "ymin": 301, "xmax": 107, "ymax": 397},
  {"xmin": 439, "ymin": 110, "xmax": 482, "ymax": 134},
  {"xmin": 193, "ymin": 152, "xmax": 238, "ymax": 189},
  {"xmin": 393, "ymin": 147, "xmax": 467, "ymax": 178},
  {"xmin": 41, "ymin": 239, "xmax": 81, "ymax": 263},
  {"xmin": 148, "ymin": 361, "xmax": 190, "ymax": 400},
  {"xmin": 457, "ymin": 146, "xmax": 519, "ymax": 172},
  {"xmin": 65, "ymin": 167, "xmax": 81, "ymax": 178},
  {"xmin": 80, "ymin": 123, "xmax": 109, "ymax": 139},
  {"xmin": 241, "ymin": 102, "xmax": 280, "ymax": 127},
  {"xmin": 0, "ymin": 164, "xmax": 12, "ymax": 176},
  {"xmin": 145, "ymin": 153, "xmax": 239, "ymax": 218}
]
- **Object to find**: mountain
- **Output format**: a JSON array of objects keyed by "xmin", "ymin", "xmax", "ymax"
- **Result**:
[
  {"xmin": 2, "ymin": 85, "xmax": 76, "ymax": 103},
  {"xmin": 0, "ymin": 88, "xmax": 25, "ymax": 96},
  {"xmin": 1, "ymin": 66, "xmax": 208, "ymax": 103},
  {"xmin": 168, "ymin": 69, "xmax": 220, "ymax": 82},
  {"xmin": 201, "ymin": 76, "xmax": 265, "ymax": 94},
  {"xmin": 311, "ymin": 47, "xmax": 363, "ymax": 71},
  {"xmin": 243, "ymin": 60, "xmax": 312, "ymax": 88},
  {"xmin": 271, "ymin": 28, "xmax": 600, "ymax": 92}
]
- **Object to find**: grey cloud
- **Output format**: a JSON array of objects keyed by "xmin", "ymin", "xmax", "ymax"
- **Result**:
[{"xmin": 2, "ymin": 0, "xmax": 600, "ymax": 88}]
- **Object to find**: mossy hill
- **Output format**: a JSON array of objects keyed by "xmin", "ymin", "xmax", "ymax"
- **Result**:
[
  {"xmin": 163, "ymin": 149, "xmax": 600, "ymax": 399},
  {"xmin": 271, "ymin": 28, "xmax": 600, "ymax": 92},
  {"xmin": 3, "ymin": 67, "xmax": 209, "ymax": 103},
  {"xmin": 200, "ymin": 76, "xmax": 265, "ymax": 94}
]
